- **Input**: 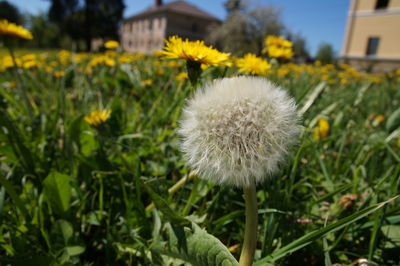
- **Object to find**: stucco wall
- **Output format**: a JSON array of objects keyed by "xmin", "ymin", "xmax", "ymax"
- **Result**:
[
  {"xmin": 122, "ymin": 16, "xmax": 167, "ymax": 53},
  {"xmin": 346, "ymin": 15, "xmax": 400, "ymax": 58},
  {"xmin": 355, "ymin": 0, "xmax": 400, "ymax": 11},
  {"xmin": 121, "ymin": 12, "xmax": 219, "ymax": 54},
  {"xmin": 165, "ymin": 13, "xmax": 217, "ymax": 40}
]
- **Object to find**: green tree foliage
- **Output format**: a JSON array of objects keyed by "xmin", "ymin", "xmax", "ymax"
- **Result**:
[
  {"xmin": 316, "ymin": 43, "xmax": 336, "ymax": 64},
  {"xmin": 0, "ymin": 0, "xmax": 22, "ymax": 24},
  {"xmin": 48, "ymin": 0, "xmax": 125, "ymax": 51},
  {"xmin": 224, "ymin": 0, "xmax": 247, "ymax": 14},
  {"xmin": 207, "ymin": 0, "xmax": 284, "ymax": 55},
  {"xmin": 27, "ymin": 13, "xmax": 60, "ymax": 48},
  {"xmin": 287, "ymin": 32, "xmax": 310, "ymax": 61}
]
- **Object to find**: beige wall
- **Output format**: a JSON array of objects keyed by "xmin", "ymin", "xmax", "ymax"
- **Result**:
[
  {"xmin": 355, "ymin": 0, "xmax": 400, "ymax": 11},
  {"xmin": 346, "ymin": 15, "xmax": 400, "ymax": 58},
  {"xmin": 122, "ymin": 16, "xmax": 167, "ymax": 53},
  {"xmin": 165, "ymin": 13, "xmax": 218, "ymax": 41},
  {"xmin": 121, "ymin": 13, "xmax": 219, "ymax": 54},
  {"xmin": 342, "ymin": 0, "xmax": 400, "ymax": 69}
]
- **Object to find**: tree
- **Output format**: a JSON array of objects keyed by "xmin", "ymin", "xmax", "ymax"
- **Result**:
[
  {"xmin": 83, "ymin": 0, "xmax": 125, "ymax": 50},
  {"xmin": 28, "ymin": 13, "xmax": 60, "ymax": 48},
  {"xmin": 224, "ymin": 0, "xmax": 248, "ymax": 14},
  {"xmin": 206, "ymin": 0, "xmax": 284, "ymax": 55},
  {"xmin": 287, "ymin": 32, "xmax": 310, "ymax": 61},
  {"xmin": 246, "ymin": 6, "xmax": 284, "ymax": 55},
  {"xmin": 0, "ymin": 0, "xmax": 22, "ymax": 24},
  {"xmin": 48, "ymin": 0, "xmax": 125, "ymax": 51},
  {"xmin": 316, "ymin": 43, "xmax": 335, "ymax": 64}
]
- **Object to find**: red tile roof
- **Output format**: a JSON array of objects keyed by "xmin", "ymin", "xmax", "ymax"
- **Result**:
[{"xmin": 124, "ymin": 0, "xmax": 220, "ymax": 22}]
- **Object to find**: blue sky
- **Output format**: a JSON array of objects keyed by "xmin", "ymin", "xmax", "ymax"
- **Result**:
[{"xmin": 9, "ymin": 0, "xmax": 350, "ymax": 56}]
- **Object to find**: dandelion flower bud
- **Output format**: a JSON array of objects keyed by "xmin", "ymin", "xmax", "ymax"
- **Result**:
[{"xmin": 179, "ymin": 76, "xmax": 301, "ymax": 187}]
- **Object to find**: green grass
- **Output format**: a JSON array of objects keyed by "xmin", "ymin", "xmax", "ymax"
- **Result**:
[{"xmin": 0, "ymin": 50, "xmax": 399, "ymax": 265}]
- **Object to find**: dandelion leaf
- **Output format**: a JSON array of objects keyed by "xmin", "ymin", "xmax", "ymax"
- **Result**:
[
  {"xmin": 43, "ymin": 171, "xmax": 72, "ymax": 214},
  {"xmin": 153, "ymin": 223, "xmax": 238, "ymax": 266}
]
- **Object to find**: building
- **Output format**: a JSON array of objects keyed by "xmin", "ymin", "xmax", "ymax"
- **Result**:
[
  {"xmin": 341, "ymin": 0, "xmax": 400, "ymax": 72},
  {"xmin": 121, "ymin": 0, "xmax": 221, "ymax": 54}
]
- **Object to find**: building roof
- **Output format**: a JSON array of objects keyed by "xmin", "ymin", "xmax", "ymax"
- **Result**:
[{"xmin": 124, "ymin": 0, "xmax": 220, "ymax": 22}]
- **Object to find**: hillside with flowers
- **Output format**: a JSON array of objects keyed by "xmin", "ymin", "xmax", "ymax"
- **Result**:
[{"xmin": 0, "ymin": 17, "xmax": 400, "ymax": 266}]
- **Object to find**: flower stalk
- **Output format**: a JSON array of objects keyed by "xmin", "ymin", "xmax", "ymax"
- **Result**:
[
  {"xmin": 239, "ymin": 182, "xmax": 258, "ymax": 266},
  {"xmin": 6, "ymin": 44, "xmax": 34, "ymax": 115},
  {"xmin": 186, "ymin": 60, "xmax": 202, "ymax": 87}
]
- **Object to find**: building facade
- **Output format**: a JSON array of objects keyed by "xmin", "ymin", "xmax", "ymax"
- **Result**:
[
  {"xmin": 341, "ymin": 0, "xmax": 400, "ymax": 72},
  {"xmin": 121, "ymin": 0, "xmax": 220, "ymax": 54}
]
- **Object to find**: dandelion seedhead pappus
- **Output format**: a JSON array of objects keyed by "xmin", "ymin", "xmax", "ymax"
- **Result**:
[{"xmin": 179, "ymin": 76, "xmax": 301, "ymax": 187}]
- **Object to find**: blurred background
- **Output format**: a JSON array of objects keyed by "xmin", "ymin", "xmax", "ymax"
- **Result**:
[{"xmin": 3, "ymin": 0, "xmax": 399, "ymax": 71}]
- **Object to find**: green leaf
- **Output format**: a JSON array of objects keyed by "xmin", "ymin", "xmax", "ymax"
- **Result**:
[
  {"xmin": 153, "ymin": 223, "xmax": 238, "ymax": 266},
  {"xmin": 143, "ymin": 181, "xmax": 188, "ymax": 225},
  {"xmin": 0, "ymin": 256, "xmax": 53, "ymax": 266},
  {"xmin": 43, "ymin": 171, "xmax": 72, "ymax": 215},
  {"xmin": 254, "ymin": 196, "xmax": 399, "ymax": 265},
  {"xmin": 66, "ymin": 245, "xmax": 85, "ymax": 256},
  {"xmin": 58, "ymin": 220, "xmax": 73, "ymax": 245},
  {"xmin": 68, "ymin": 115, "xmax": 83, "ymax": 149},
  {"xmin": 381, "ymin": 225, "xmax": 400, "ymax": 248},
  {"xmin": 386, "ymin": 107, "xmax": 400, "ymax": 133},
  {"xmin": 0, "ymin": 172, "xmax": 29, "ymax": 219}
]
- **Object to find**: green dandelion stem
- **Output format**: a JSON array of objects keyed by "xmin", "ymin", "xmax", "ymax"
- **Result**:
[
  {"xmin": 186, "ymin": 60, "xmax": 202, "ymax": 88},
  {"xmin": 6, "ymin": 45, "xmax": 34, "ymax": 115},
  {"xmin": 145, "ymin": 171, "xmax": 195, "ymax": 212},
  {"xmin": 239, "ymin": 182, "xmax": 258, "ymax": 266}
]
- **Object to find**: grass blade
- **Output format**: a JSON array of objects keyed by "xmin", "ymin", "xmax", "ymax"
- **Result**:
[{"xmin": 254, "ymin": 196, "xmax": 399, "ymax": 265}]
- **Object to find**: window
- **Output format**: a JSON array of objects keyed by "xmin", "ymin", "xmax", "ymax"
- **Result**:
[
  {"xmin": 191, "ymin": 23, "xmax": 198, "ymax": 33},
  {"xmin": 148, "ymin": 20, "xmax": 153, "ymax": 31},
  {"xmin": 366, "ymin": 37, "xmax": 380, "ymax": 56},
  {"xmin": 375, "ymin": 0, "xmax": 389, "ymax": 10}
]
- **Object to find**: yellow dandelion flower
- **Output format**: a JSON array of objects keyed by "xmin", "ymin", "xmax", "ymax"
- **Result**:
[
  {"xmin": 0, "ymin": 19, "xmax": 33, "ymax": 40},
  {"xmin": 266, "ymin": 45, "xmax": 294, "ymax": 59},
  {"xmin": 159, "ymin": 35, "xmax": 231, "ymax": 66},
  {"xmin": 167, "ymin": 60, "xmax": 182, "ymax": 68},
  {"xmin": 157, "ymin": 68, "xmax": 165, "ymax": 75},
  {"xmin": 153, "ymin": 50, "xmax": 164, "ymax": 57},
  {"xmin": 140, "ymin": 79, "xmax": 153, "ymax": 87},
  {"xmin": 84, "ymin": 109, "xmax": 112, "ymax": 126},
  {"xmin": 105, "ymin": 58, "xmax": 116, "ymax": 67},
  {"xmin": 118, "ymin": 53, "xmax": 143, "ymax": 63},
  {"xmin": 263, "ymin": 35, "xmax": 294, "ymax": 59},
  {"xmin": 22, "ymin": 60, "xmax": 37, "ymax": 69},
  {"xmin": 265, "ymin": 35, "xmax": 293, "ymax": 48},
  {"xmin": 53, "ymin": 71, "xmax": 65, "ymax": 78},
  {"xmin": 313, "ymin": 118, "xmax": 330, "ymax": 141},
  {"xmin": 89, "ymin": 55, "xmax": 115, "ymax": 67},
  {"xmin": 22, "ymin": 54, "xmax": 36, "ymax": 62},
  {"xmin": 236, "ymin": 53, "xmax": 271, "ymax": 76},
  {"xmin": 175, "ymin": 72, "xmax": 188, "ymax": 81},
  {"xmin": 201, "ymin": 63, "xmax": 210, "ymax": 70},
  {"xmin": 153, "ymin": 61, "xmax": 162, "ymax": 67},
  {"xmin": 277, "ymin": 67, "xmax": 290, "ymax": 77},
  {"xmin": 372, "ymin": 114, "xmax": 384, "ymax": 127},
  {"xmin": 104, "ymin": 40, "xmax": 119, "ymax": 49}
]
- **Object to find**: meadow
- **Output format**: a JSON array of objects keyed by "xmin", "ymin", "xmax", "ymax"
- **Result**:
[{"xmin": 0, "ymin": 48, "xmax": 400, "ymax": 265}]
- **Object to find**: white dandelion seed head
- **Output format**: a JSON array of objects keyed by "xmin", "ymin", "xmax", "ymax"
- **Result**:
[{"xmin": 178, "ymin": 76, "xmax": 302, "ymax": 188}]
